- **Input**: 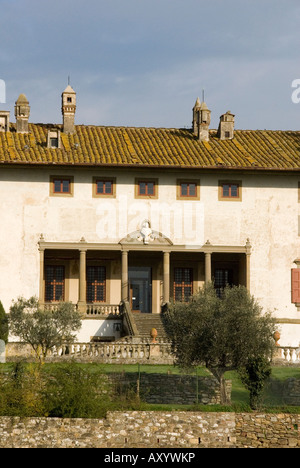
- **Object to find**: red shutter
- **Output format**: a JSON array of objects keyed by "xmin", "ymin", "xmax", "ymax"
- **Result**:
[{"xmin": 291, "ymin": 269, "xmax": 300, "ymax": 303}]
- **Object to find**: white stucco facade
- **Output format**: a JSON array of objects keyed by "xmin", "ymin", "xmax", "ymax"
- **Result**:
[{"xmin": 0, "ymin": 164, "xmax": 300, "ymax": 346}]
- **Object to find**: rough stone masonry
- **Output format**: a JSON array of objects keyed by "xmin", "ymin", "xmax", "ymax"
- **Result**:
[{"xmin": 0, "ymin": 411, "xmax": 299, "ymax": 448}]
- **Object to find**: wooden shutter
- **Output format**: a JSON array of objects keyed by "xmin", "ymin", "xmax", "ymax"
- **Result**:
[{"xmin": 291, "ymin": 269, "xmax": 300, "ymax": 303}]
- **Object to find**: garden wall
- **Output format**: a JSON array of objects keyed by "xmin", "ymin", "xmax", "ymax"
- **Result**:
[
  {"xmin": 111, "ymin": 373, "xmax": 232, "ymax": 405},
  {"xmin": 0, "ymin": 411, "xmax": 299, "ymax": 448}
]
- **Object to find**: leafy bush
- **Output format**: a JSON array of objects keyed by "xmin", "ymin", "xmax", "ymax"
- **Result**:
[
  {"xmin": 0, "ymin": 362, "xmax": 47, "ymax": 417},
  {"xmin": 43, "ymin": 362, "xmax": 112, "ymax": 418},
  {"xmin": 239, "ymin": 356, "xmax": 272, "ymax": 409}
]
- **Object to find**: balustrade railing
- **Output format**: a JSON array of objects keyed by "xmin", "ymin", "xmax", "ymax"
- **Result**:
[
  {"xmin": 47, "ymin": 338, "xmax": 173, "ymax": 363},
  {"xmin": 43, "ymin": 302, "xmax": 122, "ymax": 317},
  {"xmin": 275, "ymin": 346, "xmax": 300, "ymax": 363},
  {"xmin": 85, "ymin": 303, "xmax": 122, "ymax": 317}
]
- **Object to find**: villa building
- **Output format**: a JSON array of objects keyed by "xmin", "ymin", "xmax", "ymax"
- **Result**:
[{"xmin": 1, "ymin": 86, "xmax": 300, "ymax": 348}]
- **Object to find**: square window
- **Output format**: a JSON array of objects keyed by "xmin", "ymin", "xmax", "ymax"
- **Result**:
[
  {"xmin": 135, "ymin": 179, "xmax": 158, "ymax": 198},
  {"xmin": 53, "ymin": 179, "xmax": 70, "ymax": 194},
  {"xmin": 50, "ymin": 137, "xmax": 58, "ymax": 148},
  {"xmin": 177, "ymin": 180, "xmax": 200, "ymax": 200},
  {"xmin": 219, "ymin": 181, "xmax": 242, "ymax": 201},
  {"xmin": 96, "ymin": 180, "xmax": 112, "ymax": 195},
  {"xmin": 93, "ymin": 177, "xmax": 116, "ymax": 197},
  {"xmin": 50, "ymin": 176, "xmax": 74, "ymax": 197},
  {"xmin": 180, "ymin": 182, "xmax": 197, "ymax": 197}
]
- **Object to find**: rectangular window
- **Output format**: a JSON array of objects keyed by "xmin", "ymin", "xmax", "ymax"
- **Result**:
[
  {"xmin": 93, "ymin": 177, "xmax": 116, "ymax": 198},
  {"xmin": 87, "ymin": 266, "xmax": 106, "ymax": 303},
  {"xmin": 139, "ymin": 181, "xmax": 154, "ymax": 196},
  {"xmin": 291, "ymin": 268, "xmax": 300, "ymax": 304},
  {"xmin": 218, "ymin": 180, "xmax": 242, "ymax": 201},
  {"xmin": 50, "ymin": 176, "xmax": 73, "ymax": 196},
  {"xmin": 50, "ymin": 138, "xmax": 59, "ymax": 148},
  {"xmin": 214, "ymin": 268, "xmax": 233, "ymax": 297},
  {"xmin": 222, "ymin": 183, "xmax": 238, "ymax": 198},
  {"xmin": 53, "ymin": 179, "xmax": 70, "ymax": 194},
  {"xmin": 135, "ymin": 179, "xmax": 158, "ymax": 198},
  {"xmin": 173, "ymin": 268, "xmax": 193, "ymax": 302},
  {"xmin": 177, "ymin": 179, "xmax": 200, "ymax": 200},
  {"xmin": 96, "ymin": 180, "xmax": 113, "ymax": 195},
  {"xmin": 45, "ymin": 265, "xmax": 65, "ymax": 302}
]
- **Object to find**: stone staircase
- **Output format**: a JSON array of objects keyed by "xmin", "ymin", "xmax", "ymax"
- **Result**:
[{"xmin": 131, "ymin": 313, "xmax": 168, "ymax": 340}]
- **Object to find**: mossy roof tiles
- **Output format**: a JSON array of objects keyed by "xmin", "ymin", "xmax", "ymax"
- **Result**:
[{"xmin": 0, "ymin": 123, "xmax": 299, "ymax": 171}]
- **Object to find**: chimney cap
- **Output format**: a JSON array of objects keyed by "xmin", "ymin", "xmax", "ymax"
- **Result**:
[
  {"xmin": 16, "ymin": 93, "xmax": 29, "ymax": 104},
  {"xmin": 63, "ymin": 85, "xmax": 76, "ymax": 94},
  {"xmin": 193, "ymin": 97, "xmax": 201, "ymax": 109}
]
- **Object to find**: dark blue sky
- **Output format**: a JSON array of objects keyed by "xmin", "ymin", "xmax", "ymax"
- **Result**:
[{"xmin": 1, "ymin": 0, "xmax": 300, "ymax": 129}]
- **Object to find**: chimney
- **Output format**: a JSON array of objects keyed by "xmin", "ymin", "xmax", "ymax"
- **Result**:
[
  {"xmin": 217, "ymin": 111, "xmax": 235, "ymax": 140},
  {"xmin": 15, "ymin": 94, "xmax": 30, "ymax": 133},
  {"xmin": 62, "ymin": 84, "xmax": 76, "ymax": 134},
  {"xmin": 192, "ymin": 97, "xmax": 201, "ymax": 135},
  {"xmin": 192, "ymin": 98, "xmax": 211, "ymax": 141}
]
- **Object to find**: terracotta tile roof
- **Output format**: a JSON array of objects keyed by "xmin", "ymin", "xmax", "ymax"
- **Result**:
[{"xmin": 0, "ymin": 123, "xmax": 300, "ymax": 171}]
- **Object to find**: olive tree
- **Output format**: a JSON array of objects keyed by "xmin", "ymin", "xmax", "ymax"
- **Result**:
[
  {"xmin": 9, "ymin": 297, "xmax": 82, "ymax": 363},
  {"xmin": 163, "ymin": 283, "xmax": 276, "ymax": 405}
]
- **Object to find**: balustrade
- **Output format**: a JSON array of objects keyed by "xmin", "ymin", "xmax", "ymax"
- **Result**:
[
  {"xmin": 85, "ymin": 303, "xmax": 122, "ymax": 317},
  {"xmin": 275, "ymin": 346, "xmax": 300, "ymax": 363},
  {"xmin": 48, "ymin": 339, "xmax": 173, "ymax": 363}
]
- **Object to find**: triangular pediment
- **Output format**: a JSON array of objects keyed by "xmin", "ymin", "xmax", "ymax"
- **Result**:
[{"xmin": 119, "ymin": 220, "xmax": 173, "ymax": 246}]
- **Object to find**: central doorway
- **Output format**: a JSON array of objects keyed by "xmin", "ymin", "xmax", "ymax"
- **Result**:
[{"xmin": 129, "ymin": 266, "xmax": 152, "ymax": 313}]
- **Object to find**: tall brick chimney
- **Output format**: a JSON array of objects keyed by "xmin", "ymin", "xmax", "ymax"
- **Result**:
[{"xmin": 62, "ymin": 84, "xmax": 76, "ymax": 134}]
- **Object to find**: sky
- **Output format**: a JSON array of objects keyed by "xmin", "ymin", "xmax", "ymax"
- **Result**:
[{"xmin": 0, "ymin": 0, "xmax": 300, "ymax": 130}]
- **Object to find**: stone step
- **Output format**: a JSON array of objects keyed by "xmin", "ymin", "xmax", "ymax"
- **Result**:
[{"xmin": 131, "ymin": 313, "xmax": 167, "ymax": 338}]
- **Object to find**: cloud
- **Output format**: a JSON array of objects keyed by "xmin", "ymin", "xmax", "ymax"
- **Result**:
[{"xmin": 1, "ymin": 0, "xmax": 300, "ymax": 129}]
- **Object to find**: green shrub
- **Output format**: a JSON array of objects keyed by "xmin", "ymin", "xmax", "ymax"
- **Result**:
[
  {"xmin": 239, "ymin": 356, "xmax": 272, "ymax": 409},
  {"xmin": 43, "ymin": 362, "xmax": 112, "ymax": 418},
  {"xmin": 0, "ymin": 362, "xmax": 47, "ymax": 417}
]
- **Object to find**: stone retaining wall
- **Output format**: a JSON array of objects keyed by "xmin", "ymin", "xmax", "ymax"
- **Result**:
[
  {"xmin": 0, "ymin": 412, "xmax": 299, "ymax": 448},
  {"xmin": 112, "ymin": 373, "xmax": 231, "ymax": 405}
]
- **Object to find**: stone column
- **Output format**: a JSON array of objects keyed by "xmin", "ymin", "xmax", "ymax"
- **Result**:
[
  {"xmin": 121, "ymin": 250, "xmax": 129, "ymax": 302},
  {"xmin": 38, "ymin": 247, "xmax": 45, "ymax": 304},
  {"xmin": 205, "ymin": 252, "xmax": 212, "ymax": 283},
  {"xmin": 78, "ymin": 248, "xmax": 87, "ymax": 312},
  {"xmin": 163, "ymin": 251, "xmax": 170, "ymax": 303}
]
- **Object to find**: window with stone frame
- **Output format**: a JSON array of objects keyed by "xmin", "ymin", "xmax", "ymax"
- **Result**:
[
  {"xmin": 45, "ymin": 265, "xmax": 65, "ymax": 302},
  {"xmin": 86, "ymin": 266, "xmax": 106, "ymax": 303},
  {"xmin": 173, "ymin": 267, "xmax": 193, "ymax": 302}
]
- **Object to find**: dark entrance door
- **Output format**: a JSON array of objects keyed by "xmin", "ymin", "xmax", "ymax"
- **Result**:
[{"xmin": 129, "ymin": 267, "xmax": 152, "ymax": 313}]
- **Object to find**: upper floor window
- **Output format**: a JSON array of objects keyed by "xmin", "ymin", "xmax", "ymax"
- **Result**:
[
  {"xmin": 50, "ymin": 137, "xmax": 59, "ymax": 148},
  {"xmin": 93, "ymin": 177, "xmax": 116, "ymax": 198},
  {"xmin": 50, "ymin": 176, "xmax": 74, "ymax": 197},
  {"xmin": 177, "ymin": 179, "xmax": 200, "ymax": 200},
  {"xmin": 218, "ymin": 180, "xmax": 242, "ymax": 201},
  {"xmin": 135, "ymin": 179, "xmax": 158, "ymax": 199}
]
